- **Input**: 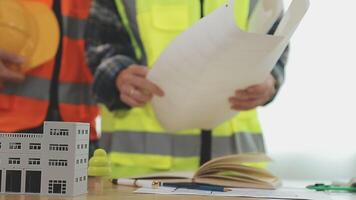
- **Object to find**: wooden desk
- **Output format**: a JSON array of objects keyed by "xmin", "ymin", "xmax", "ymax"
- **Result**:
[
  {"xmin": 0, "ymin": 178, "xmax": 257, "ymax": 200},
  {"xmin": 0, "ymin": 178, "xmax": 354, "ymax": 200}
]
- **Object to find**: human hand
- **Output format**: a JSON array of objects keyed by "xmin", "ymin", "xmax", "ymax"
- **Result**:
[
  {"xmin": 229, "ymin": 74, "xmax": 276, "ymax": 111},
  {"xmin": 0, "ymin": 50, "xmax": 25, "ymax": 89},
  {"xmin": 116, "ymin": 64, "xmax": 164, "ymax": 107}
]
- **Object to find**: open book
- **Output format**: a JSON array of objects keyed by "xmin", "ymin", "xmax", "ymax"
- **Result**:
[{"xmin": 134, "ymin": 153, "xmax": 281, "ymax": 189}]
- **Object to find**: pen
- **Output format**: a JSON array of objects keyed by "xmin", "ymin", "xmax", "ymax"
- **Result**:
[
  {"xmin": 162, "ymin": 182, "xmax": 231, "ymax": 192},
  {"xmin": 112, "ymin": 178, "xmax": 161, "ymax": 188}
]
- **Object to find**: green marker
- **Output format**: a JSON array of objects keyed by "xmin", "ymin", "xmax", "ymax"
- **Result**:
[{"xmin": 307, "ymin": 183, "xmax": 356, "ymax": 192}]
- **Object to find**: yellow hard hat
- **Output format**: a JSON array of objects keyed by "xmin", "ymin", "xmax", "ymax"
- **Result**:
[{"xmin": 0, "ymin": 0, "xmax": 59, "ymax": 71}]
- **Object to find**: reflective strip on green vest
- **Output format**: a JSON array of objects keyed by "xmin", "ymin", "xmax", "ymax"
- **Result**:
[
  {"xmin": 100, "ymin": 131, "xmax": 265, "ymax": 157},
  {"xmin": 105, "ymin": 0, "xmax": 264, "ymax": 177}
]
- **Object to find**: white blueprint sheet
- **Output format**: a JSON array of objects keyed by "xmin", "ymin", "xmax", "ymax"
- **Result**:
[
  {"xmin": 135, "ymin": 187, "xmax": 331, "ymax": 200},
  {"xmin": 148, "ymin": 0, "xmax": 309, "ymax": 131}
]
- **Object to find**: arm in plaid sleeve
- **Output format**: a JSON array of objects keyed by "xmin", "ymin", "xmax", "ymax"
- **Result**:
[
  {"xmin": 85, "ymin": 0, "xmax": 136, "ymax": 110},
  {"xmin": 265, "ymin": 14, "xmax": 289, "ymax": 105}
]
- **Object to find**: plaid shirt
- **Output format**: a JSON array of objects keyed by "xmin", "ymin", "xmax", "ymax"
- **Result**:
[
  {"xmin": 86, "ymin": 0, "xmax": 288, "ymax": 110},
  {"xmin": 85, "ymin": 0, "xmax": 136, "ymax": 110}
]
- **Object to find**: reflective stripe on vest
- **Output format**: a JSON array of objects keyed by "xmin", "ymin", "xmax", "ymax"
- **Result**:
[
  {"xmin": 59, "ymin": 82, "xmax": 96, "ymax": 105},
  {"xmin": 2, "ymin": 75, "xmax": 95, "ymax": 105},
  {"xmin": 2, "ymin": 76, "xmax": 50, "ymax": 100},
  {"xmin": 100, "ymin": 131, "xmax": 265, "ymax": 157},
  {"xmin": 104, "ymin": 0, "xmax": 263, "ymax": 176},
  {"xmin": 63, "ymin": 16, "xmax": 86, "ymax": 40},
  {"xmin": 0, "ymin": 0, "xmax": 98, "ymax": 139}
]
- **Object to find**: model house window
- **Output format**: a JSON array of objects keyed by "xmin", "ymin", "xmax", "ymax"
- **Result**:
[
  {"xmin": 8, "ymin": 158, "xmax": 20, "ymax": 165},
  {"xmin": 50, "ymin": 129, "xmax": 69, "ymax": 136},
  {"xmin": 59, "ymin": 144, "xmax": 68, "ymax": 151},
  {"xmin": 29, "ymin": 143, "xmax": 41, "ymax": 150},
  {"xmin": 9, "ymin": 142, "xmax": 21, "ymax": 150},
  {"xmin": 28, "ymin": 158, "xmax": 41, "ymax": 165},
  {"xmin": 85, "ymin": 130, "xmax": 88, "ymax": 135},
  {"xmin": 48, "ymin": 180, "xmax": 66, "ymax": 194},
  {"xmin": 59, "ymin": 129, "xmax": 69, "ymax": 136},
  {"xmin": 0, "ymin": 142, "xmax": 2, "ymax": 149},
  {"xmin": 50, "ymin": 129, "xmax": 59, "ymax": 135},
  {"xmin": 48, "ymin": 159, "xmax": 68, "ymax": 166},
  {"xmin": 49, "ymin": 144, "xmax": 68, "ymax": 151}
]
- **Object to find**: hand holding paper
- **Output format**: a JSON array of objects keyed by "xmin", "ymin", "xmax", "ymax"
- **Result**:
[
  {"xmin": 230, "ymin": 74, "xmax": 276, "ymax": 111},
  {"xmin": 116, "ymin": 64, "xmax": 164, "ymax": 107},
  {"xmin": 148, "ymin": 0, "xmax": 309, "ymax": 131}
]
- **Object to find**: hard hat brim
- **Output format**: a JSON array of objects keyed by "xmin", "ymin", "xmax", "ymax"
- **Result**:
[{"xmin": 21, "ymin": 1, "xmax": 59, "ymax": 70}]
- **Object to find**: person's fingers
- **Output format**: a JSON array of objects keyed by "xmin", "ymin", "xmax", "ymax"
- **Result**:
[
  {"xmin": 234, "ymin": 91, "xmax": 251, "ymax": 101},
  {"xmin": 235, "ymin": 90, "xmax": 267, "ymax": 100},
  {"xmin": 246, "ymin": 84, "xmax": 267, "ymax": 95},
  {"xmin": 231, "ymin": 102, "xmax": 257, "ymax": 111},
  {"xmin": 128, "ymin": 75, "xmax": 164, "ymax": 97},
  {"xmin": 116, "ymin": 65, "xmax": 164, "ymax": 105},
  {"xmin": 229, "ymin": 97, "xmax": 262, "ymax": 111},
  {"xmin": 236, "ymin": 84, "xmax": 266, "ymax": 95},
  {"xmin": 234, "ymin": 89, "xmax": 262, "ymax": 101},
  {"xmin": 0, "ymin": 62, "xmax": 25, "ymax": 83},
  {"xmin": 116, "ymin": 65, "xmax": 151, "ymax": 90},
  {"xmin": 0, "ymin": 50, "xmax": 24, "ymax": 64},
  {"xmin": 132, "ymin": 89, "xmax": 153, "ymax": 103},
  {"xmin": 129, "ymin": 65, "xmax": 149, "ymax": 77},
  {"xmin": 122, "ymin": 85, "xmax": 152, "ymax": 103},
  {"xmin": 120, "ymin": 93, "xmax": 145, "ymax": 107},
  {"xmin": 229, "ymin": 97, "xmax": 258, "ymax": 105}
]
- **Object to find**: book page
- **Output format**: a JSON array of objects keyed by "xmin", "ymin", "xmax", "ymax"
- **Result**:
[
  {"xmin": 192, "ymin": 153, "xmax": 280, "ymax": 189},
  {"xmin": 148, "ymin": 0, "xmax": 308, "ymax": 131},
  {"xmin": 195, "ymin": 153, "xmax": 272, "ymax": 176},
  {"xmin": 196, "ymin": 164, "xmax": 277, "ymax": 181}
]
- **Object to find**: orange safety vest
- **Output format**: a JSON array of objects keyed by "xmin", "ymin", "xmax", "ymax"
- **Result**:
[{"xmin": 0, "ymin": 0, "xmax": 98, "ymax": 140}]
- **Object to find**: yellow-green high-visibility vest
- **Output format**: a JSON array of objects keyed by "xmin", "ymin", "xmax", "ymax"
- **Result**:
[{"xmin": 102, "ymin": 0, "xmax": 265, "ymax": 178}]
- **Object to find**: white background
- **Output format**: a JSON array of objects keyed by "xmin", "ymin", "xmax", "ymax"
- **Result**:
[{"xmin": 260, "ymin": 0, "xmax": 356, "ymax": 181}]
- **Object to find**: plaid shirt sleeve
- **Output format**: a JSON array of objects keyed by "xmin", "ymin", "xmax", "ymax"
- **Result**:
[
  {"xmin": 85, "ymin": 0, "xmax": 136, "ymax": 110},
  {"xmin": 265, "ymin": 14, "xmax": 289, "ymax": 105}
]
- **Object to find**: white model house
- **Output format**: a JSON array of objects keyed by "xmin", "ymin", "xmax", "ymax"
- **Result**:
[{"xmin": 0, "ymin": 121, "xmax": 89, "ymax": 196}]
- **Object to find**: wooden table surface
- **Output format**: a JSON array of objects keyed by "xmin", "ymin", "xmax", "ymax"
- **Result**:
[
  {"xmin": 0, "ymin": 178, "xmax": 272, "ymax": 200},
  {"xmin": 1, "ymin": 178, "xmax": 354, "ymax": 200}
]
